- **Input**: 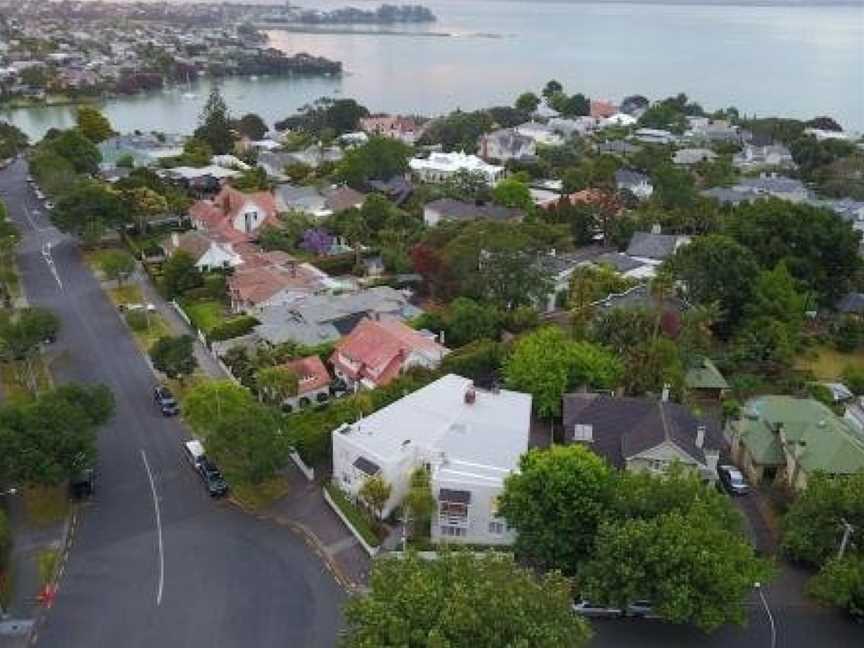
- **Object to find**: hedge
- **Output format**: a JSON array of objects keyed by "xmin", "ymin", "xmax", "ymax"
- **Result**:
[{"xmin": 207, "ymin": 315, "xmax": 259, "ymax": 342}]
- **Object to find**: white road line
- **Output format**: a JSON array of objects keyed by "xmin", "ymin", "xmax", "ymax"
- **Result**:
[
  {"xmin": 40, "ymin": 240, "xmax": 63, "ymax": 291},
  {"xmin": 140, "ymin": 449, "xmax": 165, "ymax": 606}
]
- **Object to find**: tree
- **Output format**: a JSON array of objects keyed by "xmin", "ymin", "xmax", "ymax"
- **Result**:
[
  {"xmin": 809, "ymin": 555, "xmax": 864, "ymax": 620},
  {"xmin": 445, "ymin": 297, "xmax": 503, "ymax": 347},
  {"xmin": 0, "ymin": 121, "xmax": 29, "ymax": 159},
  {"xmin": 277, "ymin": 97, "xmax": 369, "ymax": 136},
  {"xmin": 491, "ymin": 178, "xmax": 532, "ymax": 210},
  {"xmin": 504, "ymin": 327, "xmax": 623, "ymax": 417},
  {"xmin": 98, "ymin": 250, "xmax": 135, "ymax": 285},
  {"xmin": 346, "ymin": 552, "xmax": 592, "ymax": 648},
  {"xmin": 76, "ymin": 106, "xmax": 114, "ymax": 143},
  {"xmin": 183, "ymin": 380, "xmax": 257, "ymax": 437},
  {"xmin": 194, "ymin": 86, "xmax": 234, "ymax": 154},
  {"xmin": 478, "ymin": 248, "xmax": 551, "ymax": 309},
  {"xmin": 125, "ymin": 186, "xmax": 168, "ymax": 234},
  {"xmin": 149, "ymin": 335, "xmax": 197, "ymax": 382},
  {"xmin": 620, "ymin": 95, "xmax": 650, "ymax": 115},
  {"xmin": 233, "ymin": 113, "xmax": 268, "ymax": 140},
  {"xmin": 665, "ymin": 234, "xmax": 760, "ymax": 335},
  {"xmin": 579, "ymin": 504, "xmax": 771, "ymax": 632},
  {"xmin": 205, "ymin": 402, "xmax": 285, "ymax": 484},
  {"xmin": 160, "ymin": 250, "xmax": 203, "ymax": 299},
  {"xmin": 0, "ymin": 308, "xmax": 60, "ymax": 394},
  {"xmin": 44, "ymin": 129, "xmax": 102, "ymax": 175},
  {"xmin": 440, "ymin": 339, "xmax": 509, "ymax": 386},
  {"xmin": 724, "ymin": 199, "xmax": 862, "ymax": 305},
  {"xmin": 230, "ymin": 166, "xmax": 270, "ymax": 192},
  {"xmin": 358, "ymin": 474, "xmax": 391, "ymax": 521},
  {"xmin": 52, "ymin": 180, "xmax": 127, "ymax": 241},
  {"xmin": 418, "ymin": 110, "xmax": 493, "ymax": 152},
  {"xmin": 652, "ymin": 163, "xmax": 696, "ymax": 209},
  {"xmin": 179, "ymin": 137, "xmax": 213, "ymax": 167},
  {"xmin": 337, "ymin": 136, "xmax": 411, "ymax": 188},
  {"xmin": 560, "ymin": 93, "xmax": 590, "ymax": 117},
  {"xmin": 781, "ymin": 472, "xmax": 864, "ymax": 567},
  {"xmin": 403, "ymin": 467, "xmax": 436, "ymax": 539},
  {"xmin": 515, "ymin": 91, "xmax": 541, "ymax": 113},
  {"xmin": 255, "ymin": 365, "xmax": 299, "ymax": 404},
  {"xmin": 500, "ymin": 445, "xmax": 614, "ymax": 574},
  {"xmin": 542, "ymin": 80, "xmax": 563, "ymax": 101}
]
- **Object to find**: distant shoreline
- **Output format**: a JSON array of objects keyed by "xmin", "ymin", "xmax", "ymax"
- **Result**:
[{"xmin": 260, "ymin": 24, "xmax": 507, "ymax": 38}]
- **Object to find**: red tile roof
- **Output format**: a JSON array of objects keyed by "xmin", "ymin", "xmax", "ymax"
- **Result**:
[
  {"xmin": 590, "ymin": 99, "xmax": 618, "ymax": 119},
  {"xmin": 188, "ymin": 186, "xmax": 279, "ymax": 239},
  {"xmin": 283, "ymin": 355, "xmax": 331, "ymax": 394},
  {"xmin": 228, "ymin": 261, "xmax": 325, "ymax": 306},
  {"xmin": 330, "ymin": 319, "xmax": 447, "ymax": 387}
]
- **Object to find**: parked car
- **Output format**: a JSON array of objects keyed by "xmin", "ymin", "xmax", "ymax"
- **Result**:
[
  {"xmin": 197, "ymin": 459, "xmax": 229, "ymax": 497},
  {"xmin": 154, "ymin": 385, "xmax": 180, "ymax": 416},
  {"xmin": 183, "ymin": 440, "xmax": 206, "ymax": 468},
  {"xmin": 45, "ymin": 200, "xmax": 55, "ymax": 210},
  {"xmin": 626, "ymin": 600, "xmax": 660, "ymax": 619},
  {"xmin": 70, "ymin": 467, "xmax": 96, "ymax": 498},
  {"xmin": 119, "ymin": 303, "xmax": 156, "ymax": 313},
  {"xmin": 718, "ymin": 464, "xmax": 750, "ymax": 495},
  {"xmin": 34, "ymin": 189, "xmax": 44, "ymax": 200},
  {"xmin": 572, "ymin": 600, "xmax": 623, "ymax": 618}
]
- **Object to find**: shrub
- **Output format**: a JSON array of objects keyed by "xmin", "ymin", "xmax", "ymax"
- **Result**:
[
  {"xmin": 125, "ymin": 309, "xmax": 150, "ymax": 331},
  {"xmin": 207, "ymin": 315, "xmax": 259, "ymax": 342},
  {"xmin": 842, "ymin": 365, "xmax": 864, "ymax": 396}
]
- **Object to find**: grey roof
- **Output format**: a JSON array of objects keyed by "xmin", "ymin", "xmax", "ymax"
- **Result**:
[
  {"xmin": 615, "ymin": 169, "xmax": 651, "ymax": 187},
  {"xmin": 253, "ymin": 286, "xmax": 423, "ymax": 346},
  {"xmin": 837, "ymin": 292, "xmax": 864, "ymax": 314},
  {"xmin": 594, "ymin": 252, "xmax": 646, "ymax": 274},
  {"xmin": 594, "ymin": 284, "xmax": 686, "ymax": 313},
  {"xmin": 274, "ymin": 183, "xmax": 327, "ymax": 213},
  {"xmin": 537, "ymin": 246, "xmax": 612, "ymax": 275},
  {"xmin": 482, "ymin": 128, "xmax": 534, "ymax": 153},
  {"xmin": 626, "ymin": 231, "xmax": 681, "ymax": 260},
  {"xmin": 562, "ymin": 393, "xmax": 722, "ymax": 469},
  {"xmin": 739, "ymin": 175, "xmax": 809, "ymax": 196},
  {"xmin": 701, "ymin": 187, "xmax": 760, "ymax": 205},
  {"xmin": 598, "ymin": 140, "xmax": 642, "ymax": 155},
  {"xmin": 425, "ymin": 198, "xmax": 525, "ymax": 223}
]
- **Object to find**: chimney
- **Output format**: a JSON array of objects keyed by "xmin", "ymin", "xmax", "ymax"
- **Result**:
[
  {"xmin": 661, "ymin": 383, "xmax": 670, "ymax": 402},
  {"xmin": 550, "ymin": 248, "xmax": 557, "ymax": 257},
  {"xmin": 464, "ymin": 386, "xmax": 476, "ymax": 405},
  {"xmin": 651, "ymin": 223, "xmax": 662, "ymax": 235},
  {"xmin": 439, "ymin": 329, "xmax": 446, "ymax": 346},
  {"xmin": 696, "ymin": 425, "xmax": 705, "ymax": 449}
]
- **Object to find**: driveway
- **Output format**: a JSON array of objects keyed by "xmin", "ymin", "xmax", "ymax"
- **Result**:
[{"xmin": 3, "ymin": 159, "xmax": 345, "ymax": 648}]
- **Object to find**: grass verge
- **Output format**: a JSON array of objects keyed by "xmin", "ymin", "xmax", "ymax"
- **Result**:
[
  {"xmin": 23, "ymin": 485, "xmax": 70, "ymax": 527},
  {"xmin": 36, "ymin": 549, "xmax": 59, "ymax": 587},
  {"xmin": 230, "ymin": 475, "xmax": 291, "ymax": 511},
  {"xmin": 795, "ymin": 345, "xmax": 864, "ymax": 380},
  {"xmin": 107, "ymin": 284, "xmax": 144, "ymax": 306},
  {"xmin": 324, "ymin": 482, "xmax": 381, "ymax": 548},
  {"xmin": 0, "ymin": 357, "xmax": 53, "ymax": 405},
  {"xmin": 182, "ymin": 299, "xmax": 227, "ymax": 334}
]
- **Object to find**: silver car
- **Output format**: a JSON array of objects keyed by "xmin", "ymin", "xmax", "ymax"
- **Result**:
[{"xmin": 572, "ymin": 600, "xmax": 623, "ymax": 618}]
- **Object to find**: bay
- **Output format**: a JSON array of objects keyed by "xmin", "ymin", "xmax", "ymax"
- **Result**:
[{"xmin": 2, "ymin": 0, "xmax": 862, "ymax": 140}]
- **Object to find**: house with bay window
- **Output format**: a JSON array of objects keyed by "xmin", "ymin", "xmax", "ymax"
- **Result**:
[{"xmin": 331, "ymin": 374, "xmax": 532, "ymax": 546}]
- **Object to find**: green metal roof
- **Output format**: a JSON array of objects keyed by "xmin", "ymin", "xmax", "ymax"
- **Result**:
[
  {"xmin": 685, "ymin": 357, "xmax": 730, "ymax": 391},
  {"xmin": 734, "ymin": 396, "xmax": 864, "ymax": 475}
]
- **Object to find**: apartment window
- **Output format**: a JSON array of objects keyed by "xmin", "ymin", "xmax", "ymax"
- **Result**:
[
  {"xmin": 440, "ymin": 525, "xmax": 467, "ymax": 538},
  {"xmin": 488, "ymin": 520, "xmax": 506, "ymax": 535},
  {"xmin": 649, "ymin": 459, "xmax": 665, "ymax": 471},
  {"xmin": 439, "ymin": 501, "xmax": 469, "ymax": 526}
]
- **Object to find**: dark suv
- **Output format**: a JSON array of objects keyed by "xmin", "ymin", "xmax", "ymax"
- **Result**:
[
  {"xmin": 198, "ymin": 459, "xmax": 229, "ymax": 497},
  {"xmin": 154, "ymin": 385, "xmax": 180, "ymax": 416}
]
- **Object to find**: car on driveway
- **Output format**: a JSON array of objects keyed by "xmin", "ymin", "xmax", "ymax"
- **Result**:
[
  {"xmin": 154, "ymin": 385, "xmax": 180, "ymax": 416},
  {"xmin": 625, "ymin": 600, "xmax": 660, "ymax": 619},
  {"xmin": 718, "ymin": 464, "xmax": 750, "ymax": 495},
  {"xmin": 197, "ymin": 459, "xmax": 229, "ymax": 497},
  {"xmin": 572, "ymin": 600, "xmax": 623, "ymax": 618}
]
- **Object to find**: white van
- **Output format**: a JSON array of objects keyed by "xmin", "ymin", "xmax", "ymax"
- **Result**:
[{"xmin": 183, "ymin": 440, "xmax": 206, "ymax": 468}]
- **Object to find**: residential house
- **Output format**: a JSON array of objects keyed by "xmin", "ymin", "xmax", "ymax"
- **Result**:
[
  {"xmin": 597, "ymin": 140, "xmax": 642, "ymax": 156},
  {"xmin": 590, "ymin": 252, "xmax": 653, "ymax": 280},
  {"xmin": 423, "ymin": 198, "xmax": 525, "ymax": 227},
  {"xmin": 367, "ymin": 176, "xmax": 413, "ymax": 206},
  {"xmin": 685, "ymin": 357, "xmax": 729, "ymax": 401},
  {"xmin": 161, "ymin": 230, "xmax": 242, "ymax": 271},
  {"xmin": 632, "ymin": 128, "xmax": 676, "ymax": 145},
  {"xmin": 733, "ymin": 144, "xmax": 795, "ymax": 170},
  {"xmin": 804, "ymin": 128, "xmax": 851, "ymax": 142},
  {"xmin": 409, "ymin": 152, "xmax": 505, "ymax": 186},
  {"xmin": 728, "ymin": 396, "xmax": 864, "ymax": 490},
  {"xmin": 700, "ymin": 186, "xmax": 761, "ymax": 206},
  {"xmin": 331, "ymin": 374, "xmax": 531, "ymax": 545},
  {"xmin": 563, "ymin": 392, "xmax": 722, "ymax": 482},
  {"xmin": 515, "ymin": 121, "xmax": 565, "ymax": 147},
  {"xmin": 274, "ymin": 183, "xmax": 329, "ymax": 217},
  {"xmin": 626, "ymin": 229, "xmax": 691, "ymax": 263},
  {"xmin": 279, "ymin": 355, "xmax": 332, "ymax": 412},
  {"xmin": 330, "ymin": 319, "xmax": 449, "ymax": 390},
  {"xmin": 685, "ymin": 118, "xmax": 741, "ymax": 144},
  {"xmin": 359, "ymin": 115, "xmax": 421, "ymax": 145},
  {"xmin": 614, "ymin": 169, "xmax": 654, "ymax": 200},
  {"xmin": 590, "ymin": 99, "xmax": 618, "ymax": 119},
  {"xmin": 737, "ymin": 174, "xmax": 811, "ymax": 203},
  {"xmin": 98, "ymin": 133, "xmax": 185, "ymax": 169},
  {"xmin": 538, "ymin": 246, "xmax": 613, "ymax": 312},
  {"xmin": 837, "ymin": 292, "xmax": 864, "ymax": 316},
  {"xmin": 228, "ymin": 254, "xmax": 332, "ymax": 313},
  {"xmin": 477, "ymin": 128, "xmax": 536, "ymax": 162},
  {"xmin": 189, "ymin": 185, "xmax": 279, "ymax": 238},
  {"xmin": 593, "ymin": 283, "xmax": 687, "ymax": 315},
  {"xmin": 548, "ymin": 116, "xmax": 597, "ymax": 137},
  {"xmin": 599, "ymin": 113, "xmax": 638, "ymax": 129},
  {"xmin": 253, "ymin": 286, "xmax": 423, "ymax": 347},
  {"xmin": 673, "ymin": 148, "xmax": 717, "ymax": 166}
]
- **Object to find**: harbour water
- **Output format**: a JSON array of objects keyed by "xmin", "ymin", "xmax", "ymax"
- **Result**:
[{"xmin": 3, "ymin": 0, "xmax": 862, "ymax": 139}]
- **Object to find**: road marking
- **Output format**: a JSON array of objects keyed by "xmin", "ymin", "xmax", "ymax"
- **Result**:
[
  {"xmin": 40, "ymin": 241, "xmax": 63, "ymax": 291},
  {"xmin": 140, "ymin": 449, "xmax": 165, "ymax": 606},
  {"xmin": 755, "ymin": 584, "xmax": 777, "ymax": 648}
]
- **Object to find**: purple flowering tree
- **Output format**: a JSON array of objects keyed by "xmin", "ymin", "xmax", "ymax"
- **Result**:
[{"xmin": 301, "ymin": 228, "xmax": 334, "ymax": 256}]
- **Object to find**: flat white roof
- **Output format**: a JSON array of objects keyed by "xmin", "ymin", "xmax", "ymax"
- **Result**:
[{"xmin": 337, "ymin": 374, "xmax": 531, "ymax": 476}]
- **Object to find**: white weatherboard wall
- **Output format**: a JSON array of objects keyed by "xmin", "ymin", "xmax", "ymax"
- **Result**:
[{"xmin": 331, "ymin": 374, "xmax": 531, "ymax": 546}]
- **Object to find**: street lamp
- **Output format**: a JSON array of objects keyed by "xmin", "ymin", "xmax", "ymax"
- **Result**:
[{"xmin": 754, "ymin": 582, "xmax": 776, "ymax": 648}]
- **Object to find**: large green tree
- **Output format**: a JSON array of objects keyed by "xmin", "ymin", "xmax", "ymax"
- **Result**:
[
  {"xmin": 337, "ymin": 136, "xmax": 411, "ymax": 188},
  {"xmin": 0, "ymin": 308, "xmax": 61, "ymax": 394},
  {"xmin": 52, "ymin": 180, "xmax": 127, "ymax": 240},
  {"xmin": 232, "ymin": 113, "xmax": 268, "ymax": 140},
  {"xmin": 504, "ymin": 327, "xmax": 623, "ymax": 417},
  {"xmin": 491, "ymin": 178, "xmax": 533, "ymax": 210},
  {"xmin": 160, "ymin": 250, "xmax": 204, "ymax": 299},
  {"xmin": 194, "ymin": 86, "xmax": 234, "ymax": 154},
  {"xmin": 44, "ymin": 129, "xmax": 102, "ymax": 175},
  {"xmin": 76, "ymin": 106, "xmax": 114, "ymax": 143},
  {"xmin": 149, "ymin": 335, "xmax": 197, "ymax": 381},
  {"xmin": 205, "ymin": 402, "xmax": 286, "ymax": 484},
  {"xmin": 500, "ymin": 445, "xmax": 614, "ymax": 574},
  {"xmin": 183, "ymin": 380, "xmax": 257, "ymax": 437},
  {"xmin": 343, "ymin": 551, "xmax": 592, "ymax": 648}
]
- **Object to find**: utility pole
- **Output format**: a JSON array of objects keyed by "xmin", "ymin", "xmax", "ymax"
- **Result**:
[{"xmin": 838, "ymin": 519, "xmax": 855, "ymax": 559}]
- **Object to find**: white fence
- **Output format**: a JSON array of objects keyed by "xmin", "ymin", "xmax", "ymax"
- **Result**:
[{"xmin": 289, "ymin": 450, "xmax": 315, "ymax": 481}]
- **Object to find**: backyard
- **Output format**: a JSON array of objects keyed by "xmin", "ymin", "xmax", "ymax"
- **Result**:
[
  {"xmin": 182, "ymin": 299, "xmax": 228, "ymax": 334},
  {"xmin": 795, "ymin": 345, "xmax": 864, "ymax": 381}
]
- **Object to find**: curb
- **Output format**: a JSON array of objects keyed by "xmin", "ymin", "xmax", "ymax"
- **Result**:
[{"xmin": 227, "ymin": 497, "xmax": 365, "ymax": 594}]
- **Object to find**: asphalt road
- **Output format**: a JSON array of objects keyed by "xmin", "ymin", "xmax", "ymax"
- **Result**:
[{"xmin": 2, "ymin": 158, "xmax": 345, "ymax": 648}]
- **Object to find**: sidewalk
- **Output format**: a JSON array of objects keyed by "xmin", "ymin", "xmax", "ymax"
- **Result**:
[
  {"xmin": 262, "ymin": 464, "xmax": 372, "ymax": 590},
  {"xmin": 133, "ymin": 269, "xmax": 227, "ymax": 380}
]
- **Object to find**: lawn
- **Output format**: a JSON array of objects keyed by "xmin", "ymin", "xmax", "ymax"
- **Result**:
[
  {"xmin": 230, "ymin": 475, "xmax": 291, "ymax": 511},
  {"xmin": 23, "ymin": 485, "xmax": 70, "ymax": 527},
  {"xmin": 795, "ymin": 345, "xmax": 864, "ymax": 381},
  {"xmin": 182, "ymin": 300, "xmax": 227, "ymax": 333},
  {"xmin": 108, "ymin": 284, "xmax": 144, "ymax": 306}
]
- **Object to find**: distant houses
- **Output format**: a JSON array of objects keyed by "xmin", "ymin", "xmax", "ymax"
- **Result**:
[
  {"xmin": 409, "ymin": 151, "xmax": 505, "ymax": 185},
  {"xmin": 422, "ymin": 199, "xmax": 525, "ymax": 227}
]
